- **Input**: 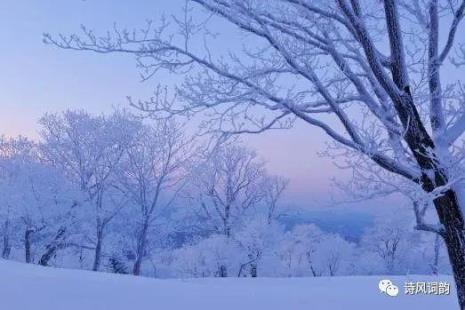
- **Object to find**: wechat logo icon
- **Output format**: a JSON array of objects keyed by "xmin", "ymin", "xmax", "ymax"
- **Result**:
[{"xmin": 379, "ymin": 279, "xmax": 399, "ymax": 297}]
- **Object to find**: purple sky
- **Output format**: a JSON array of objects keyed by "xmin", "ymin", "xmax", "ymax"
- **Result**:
[{"xmin": 0, "ymin": 0, "xmax": 391, "ymax": 209}]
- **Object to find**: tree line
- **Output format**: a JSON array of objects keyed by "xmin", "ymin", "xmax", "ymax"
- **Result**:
[{"xmin": 0, "ymin": 109, "xmax": 450, "ymax": 278}]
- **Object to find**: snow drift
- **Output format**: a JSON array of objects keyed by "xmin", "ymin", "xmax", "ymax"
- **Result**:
[{"xmin": 0, "ymin": 259, "xmax": 458, "ymax": 309}]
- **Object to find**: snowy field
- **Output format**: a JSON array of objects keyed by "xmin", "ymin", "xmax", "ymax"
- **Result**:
[{"xmin": 0, "ymin": 260, "xmax": 459, "ymax": 310}]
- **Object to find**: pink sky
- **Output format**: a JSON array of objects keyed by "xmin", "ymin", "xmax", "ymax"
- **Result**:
[{"xmin": 0, "ymin": 0, "xmax": 361, "ymax": 208}]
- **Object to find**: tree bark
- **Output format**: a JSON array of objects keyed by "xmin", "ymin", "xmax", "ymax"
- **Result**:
[
  {"xmin": 92, "ymin": 226, "xmax": 104, "ymax": 271},
  {"xmin": 310, "ymin": 265, "xmax": 320, "ymax": 277},
  {"xmin": 24, "ymin": 229, "xmax": 33, "ymax": 263},
  {"xmin": 2, "ymin": 219, "xmax": 11, "ymax": 259},
  {"xmin": 250, "ymin": 262, "xmax": 257, "ymax": 278},
  {"xmin": 132, "ymin": 219, "xmax": 149, "ymax": 276},
  {"xmin": 218, "ymin": 265, "xmax": 227, "ymax": 277},
  {"xmin": 382, "ymin": 50, "xmax": 465, "ymax": 306},
  {"xmin": 216, "ymin": 208, "xmax": 231, "ymax": 278},
  {"xmin": 412, "ymin": 155, "xmax": 465, "ymax": 309},
  {"xmin": 390, "ymin": 92, "xmax": 465, "ymax": 307},
  {"xmin": 38, "ymin": 227, "xmax": 67, "ymax": 266},
  {"xmin": 430, "ymin": 234, "xmax": 441, "ymax": 275},
  {"xmin": 432, "ymin": 189, "xmax": 465, "ymax": 309}
]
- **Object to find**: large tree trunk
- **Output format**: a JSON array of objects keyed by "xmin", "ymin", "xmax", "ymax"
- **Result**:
[
  {"xmin": 433, "ymin": 189, "xmax": 465, "ymax": 309},
  {"xmin": 387, "ymin": 78, "xmax": 465, "ymax": 307}
]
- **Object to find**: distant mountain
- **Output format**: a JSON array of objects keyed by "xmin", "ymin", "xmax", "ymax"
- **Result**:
[{"xmin": 278, "ymin": 208, "xmax": 374, "ymax": 243}]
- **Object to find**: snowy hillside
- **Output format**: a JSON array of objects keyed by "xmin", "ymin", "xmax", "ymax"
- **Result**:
[{"xmin": 0, "ymin": 260, "xmax": 458, "ymax": 310}]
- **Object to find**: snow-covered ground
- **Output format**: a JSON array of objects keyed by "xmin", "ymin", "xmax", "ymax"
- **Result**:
[{"xmin": 0, "ymin": 259, "xmax": 458, "ymax": 310}]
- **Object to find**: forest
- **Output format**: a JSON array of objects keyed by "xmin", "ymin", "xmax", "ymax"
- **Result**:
[
  {"xmin": 2, "ymin": 0, "xmax": 465, "ymax": 308},
  {"xmin": 0, "ymin": 109, "xmax": 451, "ymax": 278}
]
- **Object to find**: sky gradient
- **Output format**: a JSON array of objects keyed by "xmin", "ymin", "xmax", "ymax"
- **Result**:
[{"xmin": 0, "ymin": 0, "xmax": 386, "ymax": 209}]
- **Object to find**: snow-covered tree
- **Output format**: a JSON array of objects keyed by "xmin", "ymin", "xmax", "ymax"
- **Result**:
[
  {"xmin": 277, "ymin": 225, "xmax": 322, "ymax": 277},
  {"xmin": 114, "ymin": 119, "xmax": 194, "ymax": 275},
  {"xmin": 184, "ymin": 143, "xmax": 287, "ymax": 277},
  {"xmin": 0, "ymin": 136, "xmax": 34, "ymax": 259},
  {"xmin": 171, "ymin": 234, "xmax": 243, "ymax": 278},
  {"xmin": 361, "ymin": 213, "xmax": 412, "ymax": 274},
  {"xmin": 235, "ymin": 217, "xmax": 284, "ymax": 277},
  {"xmin": 0, "ymin": 136, "xmax": 82, "ymax": 265},
  {"xmin": 191, "ymin": 144, "xmax": 261, "ymax": 277},
  {"xmin": 39, "ymin": 110, "xmax": 140, "ymax": 270},
  {"xmin": 359, "ymin": 208, "xmax": 451, "ymax": 276},
  {"xmin": 45, "ymin": 1, "xmax": 465, "ymax": 304},
  {"xmin": 317, "ymin": 234, "xmax": 356, "ymax": 276},
  {"xmin": 276, "ymin": 224, "xmax": 355, "ymax": 277}
]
